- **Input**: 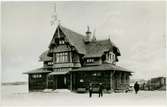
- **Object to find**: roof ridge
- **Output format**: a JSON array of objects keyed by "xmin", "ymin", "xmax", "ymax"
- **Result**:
[
  {"xmin": 58, "ymin": 25, "xmax": 86, "ymax": 54},
  {"xmin": 108, "ymin": 38, "xmax": 117, "ymax": 47},
  {"xmin": 59, "ymin": 25, "xmax": 85, "ymax": 38}
]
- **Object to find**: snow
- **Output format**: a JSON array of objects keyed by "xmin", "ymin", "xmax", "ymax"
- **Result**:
[{"xmin": 1, "ymin": 84, "xmax": 166, "ymax": 106}]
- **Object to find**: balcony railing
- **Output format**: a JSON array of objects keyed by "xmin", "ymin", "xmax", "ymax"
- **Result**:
[{"xmin": 53, "ymin": 62, "xmax": 81, "ymax": 68}]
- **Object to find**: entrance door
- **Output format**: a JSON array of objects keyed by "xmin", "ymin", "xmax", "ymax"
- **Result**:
[{"xmin": 57, "ymin": 75, "xmax": 67, "ymax": 89}]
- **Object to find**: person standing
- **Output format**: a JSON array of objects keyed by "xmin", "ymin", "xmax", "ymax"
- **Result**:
[
  {"xmin": 99, "ymin": 83, "xmax": 103, "ymax": 97},
  {"xmin": 89, "ymin": 83, "xmax": 93, "ymax": 98},
  {"xmin": 134, "ymin": 81, "xmax": 139, "ymax": 94}
]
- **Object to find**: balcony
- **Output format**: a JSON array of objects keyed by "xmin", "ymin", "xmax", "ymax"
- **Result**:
[{"xmin": 53, "ymin": 62, "xmax": 81, "ymax": 68}]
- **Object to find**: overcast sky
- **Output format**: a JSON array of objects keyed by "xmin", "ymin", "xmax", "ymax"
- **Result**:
[{"xmin": 2, "ymin": 1, "xmax": 166, "ymax": 82}]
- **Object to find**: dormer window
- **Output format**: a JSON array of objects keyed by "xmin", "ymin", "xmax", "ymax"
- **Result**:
[
  {"xmin": 87, "ymin": 59, "xmax": 94, "ymax": 63},
  {"xmin": 109, "ymin": 52, "xmax": 115, "ymax": 62},
  {"xmin": 106, "ymin": 52, "xmax": 115, "ymax": 63}
]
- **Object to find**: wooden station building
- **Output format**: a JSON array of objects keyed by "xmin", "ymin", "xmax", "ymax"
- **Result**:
[{"xmin": 25, "ymin": 25, "xmax": 132, "ymax": 92}]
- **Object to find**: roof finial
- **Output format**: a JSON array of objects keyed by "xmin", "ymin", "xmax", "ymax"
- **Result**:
[
  {"xmin": 108, "ymin": 35, "xmax": 111, "ymax": 40},
  {"xmin": 58, "ymin": 19, "xmax": 61, "ymax": 26},
  {"xmin": 87, "ymin": 26, "xmax": 90, "ymax": 33},
  {"xmin": 86, "ymin": 25, "xmax": 91, "ymax": 35},
  {"xmin": 92, "ymin": 29, "xmax": 96, "ymax": 42},
  {"xmin": 50, "ymin": 3, "xmax": 61, "ymax": 26}
]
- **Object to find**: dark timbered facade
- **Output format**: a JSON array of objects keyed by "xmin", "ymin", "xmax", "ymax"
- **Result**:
[{"xmin": 25, "ymin": 25, "xmax": 132, "ymax": 92}]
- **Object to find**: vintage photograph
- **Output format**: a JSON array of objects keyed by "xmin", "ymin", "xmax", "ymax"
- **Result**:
[{"xmin": 1, "ymin": 1, "xmax": 166, "ymax": 106}]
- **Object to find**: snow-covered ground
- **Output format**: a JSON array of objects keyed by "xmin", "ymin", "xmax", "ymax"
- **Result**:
[{"xmin": 1, "ymin": 84, "xmax": 167, "ymax": 106}]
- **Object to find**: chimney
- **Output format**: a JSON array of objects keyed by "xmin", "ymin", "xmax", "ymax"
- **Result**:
[{"xmin": 85, "ymin": 26, "xmax": 92, "ymax": 43}]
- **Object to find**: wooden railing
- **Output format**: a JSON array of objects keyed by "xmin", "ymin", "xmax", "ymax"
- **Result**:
[{"xmin": 53, "ymin": 62, "xmax": 81, "ymax": 68}]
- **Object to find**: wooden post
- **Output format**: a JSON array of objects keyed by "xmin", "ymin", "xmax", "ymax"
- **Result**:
[
  {"xmin": 110, "ymin": 71, "xmax": 113, "ymax": 91},
  {"xmin": 123, "ymin": 72, "xmax": 126, "ymax": 89},
  {"xmin": 127, "ymin": 73, "xmax": 130, "ymax": 85},
  {"xmin": 70, "ymin": 73, "xmax": 73, "ymax": 91},
  {"xmin": 118, "ymin": 72, "xmax": 121, "ymax": 89},
  {"xmin": 122, "ymin": 72, "xmax": 124, "ymax": 84},
  {"xmin": 73, "ymin": 73, "xmax": 76, "ymax": 90},
  {"xmin": 69, "ymin": 52, "xmax": 72, "ymax": 62},
  {"xmin": 55, "ymin": 76, "xmax": 57, "ymax": 89},
  {"xmin": 46, "ymin": 74, "xmax": 48, "ymax": 89},
  {"xmin": 53, "ymin": 53, "xmax": 55, "ymax": 64},
  {"xmin": 28, "ymin": 74, "xmax": 31, "ymax": 91},
  {"xmin": 125, "ymin": 73, "xmax": 128, "ymax": 88}
]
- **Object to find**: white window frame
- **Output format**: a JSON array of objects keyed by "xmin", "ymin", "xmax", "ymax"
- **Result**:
[
  {"xmin": 32, "ymin": 74, "xmax": 42, "ymax": 79},
  {"xmin": 56, "ymin": 52, "xmax": 69, "ymax": 63},
  {"xmin": 87, "ymin": 58, "xmax": 94, "ymax": 63},
  {"xmin": 108, "ymin": 51, "xmax": 115, "ymax": 63},
  {"xmin": 59, "ymin": 40, "xmax": 65, "ymax": 45}
]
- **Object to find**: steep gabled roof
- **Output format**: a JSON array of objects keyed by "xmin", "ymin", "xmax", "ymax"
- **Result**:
[
  {"xmin": 39, "ymin": 50, "xmax": 52, "ymax": 62},
  {"xmin": 60, "ymin": 25, "xmax": 86, "ymax": 54},
  {"xmin": 48, "ymin": 25, "xmax": 120, "ymax": 58},
  {"xmin": 49, "ymin": 25, "xmax": 86, "ymax": 54},
  {"xmin": 84, "ymin": 39, "xmax": 120, "ymax": 58}
]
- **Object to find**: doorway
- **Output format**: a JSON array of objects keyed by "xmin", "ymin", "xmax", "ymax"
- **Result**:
[{"xmin": 56, "ymin": 75, "xmax": 67, "ymax": 89}]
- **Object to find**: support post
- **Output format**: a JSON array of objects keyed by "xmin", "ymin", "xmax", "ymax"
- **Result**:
[
  {"xmin": 55, "ymin": 76, "xmax": 57, "ymax": 89},
  {"xmin": 118, "ymin": 72, "xmax": 121, "ymax": 89},
  {"xmin": 46, "ymin": 74, "xmax": 49, "ymax": 89},
  {"xmin": 110, "ymin": 72, "xmax": 113, "ymax": 92},
  {"xmin": 70, "ymin": 73, "xmax": 73, "ymax": 91}
]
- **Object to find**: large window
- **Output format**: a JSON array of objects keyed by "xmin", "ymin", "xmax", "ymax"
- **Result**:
[{"xmin": 56, "ymin": 52, "xmax": 69, "ymax": 63}]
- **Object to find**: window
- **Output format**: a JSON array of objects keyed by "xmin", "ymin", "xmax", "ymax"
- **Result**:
[
  {"xmin": 108, "ymin": 52, "xmax": 115, "ymax": 63},
  {"xmin": 59, "ymin": 40, "xmax": 65, "ymax": 44},
  {"xmin": 32, "ymin": 74, "xmax": 42, "ymax": 79},
  {"xmin": 56, "ymin": 68, "xmax": 62, "ymax": 72},
  {"xmin": 92, "ymin": 72, "xmax": 101, "ymax": 76},
  {"xmin": 80, "ymin": 79, "xmax": 84, "ymax": 82},
  {"xmin": 87, "ymin": 59, "xmax": 94, "ymax": 63},
  {"xmin": 56, "ymin": 52, "xmax": 69, "ymax": 63},
  {"xmin": 48, "ymin": 62, "xmax": 53, "ymax": 65}
]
